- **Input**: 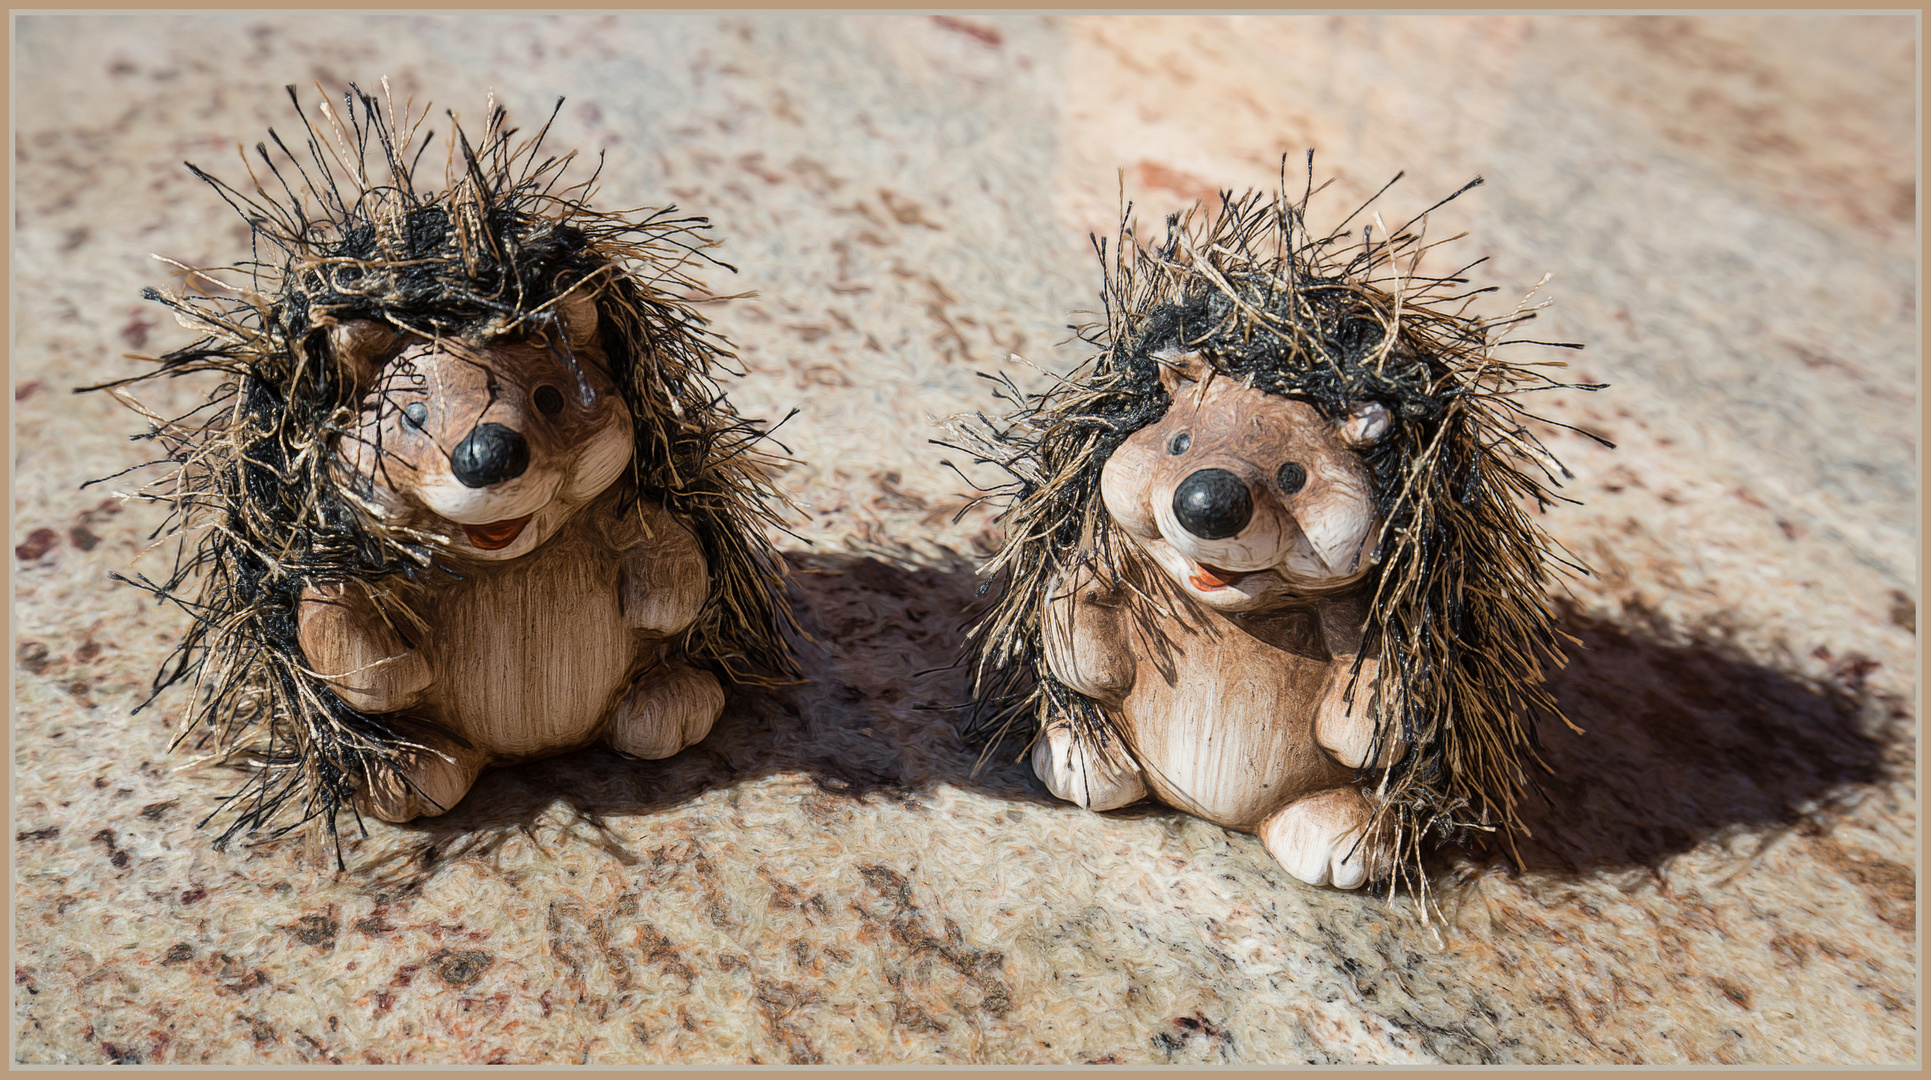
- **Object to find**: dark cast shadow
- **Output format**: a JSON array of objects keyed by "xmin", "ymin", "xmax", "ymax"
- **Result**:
[
  {"xmin": 1448, "ymin": 599, "xmax": 1909, "ymax": 881},
  {"xmin": 349, "ymin": 546, "xmax": 1040, "ymax": 890},
  {"xmin": 345, "ymin": 552, "xmax": 1907, "ymax": 895}
]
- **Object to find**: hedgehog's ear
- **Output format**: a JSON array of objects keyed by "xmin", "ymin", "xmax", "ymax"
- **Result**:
[
  {"xmin": 1153, "ymin": 349, "xmax": 1210, "ymax": 396},
  {"xmin": 556, "ymin": 287, "xmax": 601, "ymax": 352},
  {"xmin": 1339, "ymin": 401, "xmax": 1392, "ymax": 447},
  {"xmin": 328, "ymin": 320, "xmax": 403, "ymax": 392}
]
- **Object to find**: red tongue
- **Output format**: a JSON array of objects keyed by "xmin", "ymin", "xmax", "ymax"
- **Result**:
[
  {"xmin": 463, "ymin": 514, "xmax": 533, "ymax": 550},
  {"xmin": 1189, "ymin": 562, "xmax": 1244, "ymax": 590}
]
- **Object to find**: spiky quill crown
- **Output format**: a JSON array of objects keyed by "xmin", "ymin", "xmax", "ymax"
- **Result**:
[
  {"xmin": 88, "ymin": 85, "xmax": 798, "ymax": 860},
  {"xmin": 955, "ymin": 157, "xmax": 1604, "ymax": 888}
]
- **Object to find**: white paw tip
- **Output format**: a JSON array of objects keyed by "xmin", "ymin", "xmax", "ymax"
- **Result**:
[
  {"xmin": 1031, "ymin": 724, "xmax": 1144, "ymax": 811},
  {"xmin": 1262, "ymin": 794, "xmax": 1381, "ymax": 890}
]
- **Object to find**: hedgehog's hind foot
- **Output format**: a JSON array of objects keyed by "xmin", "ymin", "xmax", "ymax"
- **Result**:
[
  {"xmin": 355, "ymin": 724, "xmax": 488, "ymax": 823},
  {"xmin": 1031, "ymin": 715, "xmax": 1148, "ymax": 811},
  {"xmin": 605, "ymin": 661, "xmax": 725, "ymax": 760},
  {"xmin": 1259, "ymin": 786, "xmax": 1391, "ymax": 890}
]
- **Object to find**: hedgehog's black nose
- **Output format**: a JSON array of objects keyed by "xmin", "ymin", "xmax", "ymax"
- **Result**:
[
  {"xmin": 1172, "ymin": 468, "xmax": 1253, "ymax": 540},
  {"xmin": 450, "ymin": 423, "xmax": 530, "ymax": 488}
]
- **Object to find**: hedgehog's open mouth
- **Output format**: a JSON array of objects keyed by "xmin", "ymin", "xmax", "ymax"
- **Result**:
[
  {"xmin": 463, "ymin": 514, "xmax": 534, "ymax": 550},
  {"xmin": 1188, "ymin": 561, "xmax": 1249, "ymax": 591}
]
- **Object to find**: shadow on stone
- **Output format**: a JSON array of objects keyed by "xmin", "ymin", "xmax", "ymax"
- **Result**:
[
  {"xmin": 354, "ymin": 556, "xmax": 1907, "ymax": 893},
  {"xmin": 356, "ymin": 547, "xmax": 1037, "ymax": 887},
  {"xmin": 1459, "ymin": 600, "xmax": 1908, "ymax": 880}
]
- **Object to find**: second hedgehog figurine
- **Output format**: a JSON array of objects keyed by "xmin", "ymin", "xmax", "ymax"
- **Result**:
[
  {"xmin": 961, "ymin": 160, "xmax": 1596, "ymax": 891},
  {"xmin": 101, "ymin": 86, "xmax": 797, "ymax": 844}
]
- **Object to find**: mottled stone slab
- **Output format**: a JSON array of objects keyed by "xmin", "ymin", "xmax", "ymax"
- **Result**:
[{"xmin": 12, "ymin": 12, "xmax": 1915, "ymax": 1065}]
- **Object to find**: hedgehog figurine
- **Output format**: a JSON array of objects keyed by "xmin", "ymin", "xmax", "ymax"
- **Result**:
[
  {"xmin": 93, "ymin": 85, "xmax": 797, "ymax": 851},
  {"xmin": 960, "ymin": 161, "xmax": 1598, "ymax": 892}
]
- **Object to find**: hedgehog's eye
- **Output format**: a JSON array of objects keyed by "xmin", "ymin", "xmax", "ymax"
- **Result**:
[
  {"xmin": 534, "ymin": 385, "xmax": 565, "ymax": 417},
  {"xmin": 1168, "ymin": 432, "xmax": 1191, "ymax": 456},
  {"xmin": 1277, "ymin": 461, "xmax": 1307, "ymax": 495},
  {"xmin": 403, "ymin": 402, "xmax": 429, "ymax": 430}
]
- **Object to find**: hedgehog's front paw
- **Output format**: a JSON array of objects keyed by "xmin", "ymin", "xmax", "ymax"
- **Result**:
[
  {"xmin": 619, "ymin": 509, "xmax": 710, "ymax": 636},
  {"xmin": 1259, "ymin": 787, "xmax": 1389, "ymax": 890},
  {"xmin": 298, "ymin": 582, "xmax": 433, "ymax": 714},
  {"xmin": 1040, "ymin": 571, "xmax": 1135, "ymax": 705},
  {"xmin": 1315, "ymin": 657, "xmax": 1406, "ymax": 770},
  {"xmin": 605, "ymin": 661, "xmax": 725, "ymax": 760},
  {"xmin": 1031, "ymin": 717, "xmax": 1147, "ymax": 811}
]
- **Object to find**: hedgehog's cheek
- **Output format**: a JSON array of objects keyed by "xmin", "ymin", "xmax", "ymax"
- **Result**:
[
  {"xmin": 560, "ymin": 413, "xmax": 634, "ymax": 503},
  {"xmin": 1292, "ymin": 477, "xmax": 1379, "ymax": 578},
  {"xmin": 330, "ymin": 428, "xmax": 424, "ymax": 519},
  {"xmin": 1098, "ymin": 446, "xmax": 1163, "ymax": 541}
]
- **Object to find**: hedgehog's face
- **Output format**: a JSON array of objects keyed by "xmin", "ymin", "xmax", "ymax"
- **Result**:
[
  {"xmin": 333, "ymin": 296, "xmax": 634, "ymax": 562},
  {"xmin": 1099, "ymin": 350, "xmax": 1390, "ymax": 613}
]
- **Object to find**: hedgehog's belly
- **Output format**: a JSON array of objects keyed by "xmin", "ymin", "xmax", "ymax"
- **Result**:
[
  {"xmin": 1118, "ymin": 619, "xmax": 1347, "ymax": 830},
  {"xmin": 427, "ymin": 533, "xmax": 634, "ymax": 761}
]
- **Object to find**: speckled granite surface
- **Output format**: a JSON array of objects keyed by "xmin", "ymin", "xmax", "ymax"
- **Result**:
[{"xmin": 11, "ymin": 13, "xmax": 1917, "ymax": 1065}]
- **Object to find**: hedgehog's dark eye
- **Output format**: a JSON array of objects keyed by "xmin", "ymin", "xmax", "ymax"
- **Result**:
[
  {"xmin": 1169, "ymin": 432, "xmax": 1191, "ymax": 456},
  {"xmin": 534, "ymin": 385, "xmax": 565, "ymax": 416},
  {"xmin": 1277, "ymin": 461, "xmax": 1307, "ymax": 495},
  {"xmin": 403, "ymin": 402, "xmax": 429, "ymax": 430}
]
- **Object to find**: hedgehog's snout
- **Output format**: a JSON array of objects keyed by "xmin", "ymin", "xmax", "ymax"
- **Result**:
[
  {"xmin": 450, "ymin": 423, "xmax": 531, "ymax": 488},
  {"xmin": 1172, "ymin": 468, "xmax": 1253, "ymax": 540}
]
